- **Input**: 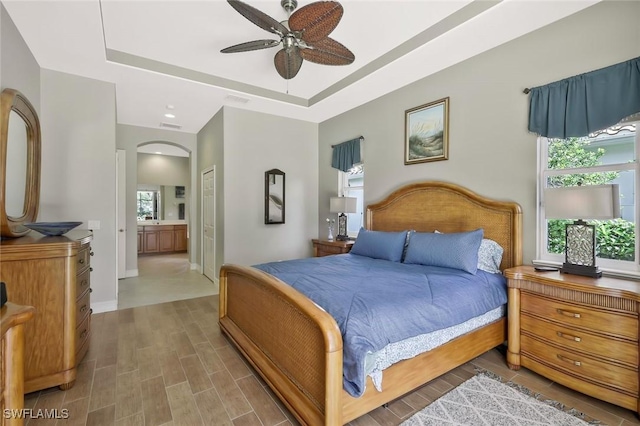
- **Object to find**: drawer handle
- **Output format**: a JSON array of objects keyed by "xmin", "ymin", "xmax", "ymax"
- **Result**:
[
  {"xmin": 556, "ymin": 331, "xmax": 581, "ymax": 342},
  {"xmin": 90, "ymin": 267, "xmax": 94, "ymax": 272},
  {"xmin": 90, "ymin": 251, "xmax": 94, "ymax": 256},
  {"xmin": 557, "ymin": 354, "xmax": 581, "ymax": 367},
  {"xmin": 80, "ymin": 305, "xmax": 88, "ymax": 313},
  {"xmin": 90, "ymin": 309, "xmax": 93, "ymax": 314},
  {"xmin": 80, "ymin": 330, "xmax": 88, "ymax": 340},
  {"xmin": 556, "ymin": 308, "xmax": 581, "ymax": 318},
  {"xmin": 79, "ymin": 259, "xmax": 85, "ymax": 264}
]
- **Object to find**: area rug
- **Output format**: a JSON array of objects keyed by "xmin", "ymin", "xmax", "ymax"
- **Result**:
[{"xmin": 401, "ymin": 372, "xmax": 600, "ymax": 425}]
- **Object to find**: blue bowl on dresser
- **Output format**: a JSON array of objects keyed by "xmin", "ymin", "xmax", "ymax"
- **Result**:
[{"xmin": 24, "ymin": 222, "xmax": 83, "ymax": 236}]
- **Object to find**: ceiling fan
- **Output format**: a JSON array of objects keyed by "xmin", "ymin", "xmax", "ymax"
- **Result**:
[{"xmin": 221, "ymin": 0, "xmax": 355, "ymax": 80}]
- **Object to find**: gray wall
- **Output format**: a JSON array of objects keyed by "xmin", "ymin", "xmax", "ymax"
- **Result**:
[
  {"xmin": 39, "ymin": 69, "xmax": 117, "ymax": 311},
  {"xmin": 116, "ymin": 124, "xmax": 197, "ymax": 276},
  {"xmin": 318, "ymin": 0, "xmax": 640, "ymax": 264},
  {"xmin": 223, "ymin": 107, "xmax": 319, "ymax": 265},
  {"xmin": 137, "ymin": 153, "xmax": 189, "ymax": 185},
  {"xmin": 0, "ymin": 3, "xmax": 39, "ymax": 111}
]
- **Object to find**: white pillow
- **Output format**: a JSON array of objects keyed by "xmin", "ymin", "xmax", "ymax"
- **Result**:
[{"xmin": 477, "ymin": 239, "xmax": 504, "ymax": 274}]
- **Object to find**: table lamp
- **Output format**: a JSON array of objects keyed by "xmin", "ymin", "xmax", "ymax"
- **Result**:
[
  {"xmin": 544, "ymin": 184, "xmax": 620, "ymax": 278},
  {"xmin": 330, "ymin": 196, "xmax": 357, "ymax": 241}
]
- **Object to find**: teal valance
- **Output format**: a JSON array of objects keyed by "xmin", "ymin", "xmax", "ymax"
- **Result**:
[
  {"xmin": 331, "ymin": 137, "xmax": 362, "ymax": 172},
  {"xmin": 528, "ymin": 56, "xmax": 640, "ymax": 138}
]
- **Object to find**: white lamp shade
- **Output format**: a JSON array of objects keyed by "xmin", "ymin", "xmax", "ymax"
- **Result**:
[
  {"xmin": 330, "ymin": 196, "xmax": 357, "ymax": 214},
  {"xmin": 544, "ymin": 184, "xmax": 621, "ymax": 220}
]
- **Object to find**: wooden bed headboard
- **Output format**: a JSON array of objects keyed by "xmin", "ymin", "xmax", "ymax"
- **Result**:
[{"xmin": 366, "ymin": 181, "xmax": 523, "ymax": 270}]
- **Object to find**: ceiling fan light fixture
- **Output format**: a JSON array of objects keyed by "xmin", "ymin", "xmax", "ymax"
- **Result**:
[{"xmin": 221, "ymin": 0, "xmax": 354, "ymax": 80}]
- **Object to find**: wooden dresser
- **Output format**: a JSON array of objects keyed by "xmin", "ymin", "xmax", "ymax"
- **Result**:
[
  {"xmin": 505, "ymin": 265, "xmax": 640, "ymax": 415},
  {"xmin": 0, "ymin": 230, "xmax": 93, "ymax": 393},
  {"xmin": 312, "ymin": 239, "xmax": 354, "ymax": 257},
  {"xmin": 1, "ymin": 302, "xmax": 35, "ymax": 426}
]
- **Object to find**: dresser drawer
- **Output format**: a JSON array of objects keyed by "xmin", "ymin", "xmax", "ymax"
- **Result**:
[
  {"xmin": 76, "ymin": 267, "xmax": 91, "ymax": 299},
  {"xmin": 521, "ymin": 314, "xmax": 637, "ymax": 367},
  {"xmin": 77, "ymin": 245, "xmax": 91, "ymax": 273},
  {"xmin": 75, "ymin": 314, "xmax": 90, "ymax": 354},
  {"xmin": 522, "ymin": 334, "xmax": 637, "ymax": 395},
  {"xmin": 318, "ymin": 245, "xmax": 347, "ymax": 256},
  {"xmin": 76, "ymin": 290, "xmax": 91, "ymax": 326},
  {"xmin": 521, "ymin": 292, "xmax": 637, "ymax": 340}
]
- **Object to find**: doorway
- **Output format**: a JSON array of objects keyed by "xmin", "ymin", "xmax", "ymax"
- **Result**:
[{"xmin": 117, "ymin": 142, "xmax": 216, "ymax": 310}]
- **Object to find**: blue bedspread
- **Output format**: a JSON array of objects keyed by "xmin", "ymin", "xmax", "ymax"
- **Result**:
[{"xmin": 253, "ymin": 253, "xmax": 507, "ymax": 397}]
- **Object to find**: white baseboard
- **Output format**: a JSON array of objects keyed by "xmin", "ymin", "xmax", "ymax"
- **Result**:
[
  {"xmin": 190, "ymin": 263, "xmax": 201, "ymax": 272},
  {"xmin": 125, "ymin": 269, "xmax": 139, "ymax": 278},
  {"xmin": 91, "ymin": 300, "xmax": 118, "ymax": 313}
]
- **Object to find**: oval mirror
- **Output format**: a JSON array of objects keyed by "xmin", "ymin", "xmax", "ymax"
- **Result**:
[{"xmin": 1, "ymin": 88, "xmax": 41, "ymax": 238}]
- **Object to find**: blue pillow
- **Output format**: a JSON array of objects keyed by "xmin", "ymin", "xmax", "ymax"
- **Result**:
[
  {"xmin": 403, "ymin": 229, "xmax": 484, "ymax": 274},
  {"xmin": 350, "ymin": 228, "xmax": 408, "ymax": 262}
]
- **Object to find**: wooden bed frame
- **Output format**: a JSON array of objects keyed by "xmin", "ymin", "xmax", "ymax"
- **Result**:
[{"xmin": 219, "ymin": 181, "xmax": 522, "ymax": 425}]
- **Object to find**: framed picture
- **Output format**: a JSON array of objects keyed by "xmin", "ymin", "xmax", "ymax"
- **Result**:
[{"xmin": 404, "ymin": 97, "xmax": 449, "ymax": 165}]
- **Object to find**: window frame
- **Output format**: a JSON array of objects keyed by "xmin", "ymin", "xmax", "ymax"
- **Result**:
[
  {"xmin": 536, "ymin": 123, "xmax": 640, "ymax": 274},
  {"xmin": 338, "ymin": 164, "xmax": 364, "ymax": 238}
]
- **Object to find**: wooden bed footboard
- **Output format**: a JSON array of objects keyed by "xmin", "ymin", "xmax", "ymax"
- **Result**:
[{"xmin": 219, "ymin": 264, "xmax": 343, "ymax": 425}]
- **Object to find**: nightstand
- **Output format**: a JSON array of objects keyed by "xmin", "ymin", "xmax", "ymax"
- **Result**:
[
  {"xmin": 312, "ymin": 239, "xmax": 355, "ymax": 257},
  {"xmin": 504, "ymin": 265, "xmax": 640, "ymax": 415}
]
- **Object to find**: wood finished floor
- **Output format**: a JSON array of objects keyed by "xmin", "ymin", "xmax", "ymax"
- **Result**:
[{"xmin": 23, "ymin": 294, "xmax": 640, "ymax": 426}]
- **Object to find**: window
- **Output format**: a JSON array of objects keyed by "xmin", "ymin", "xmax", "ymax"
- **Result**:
[
  {"xmin": 538, "ymin": 123, "xmax": 638, "ymax": 272},
  {"xmin": 339, "ymin": 164, "xmax": 364, "ymax": 237},
  {"xmin": 137, "ymin": 190, "xmax": 160, "ymax": 221}
]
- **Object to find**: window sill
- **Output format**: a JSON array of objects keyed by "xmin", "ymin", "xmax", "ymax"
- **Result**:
[{"xmin": 532, "ymin": 260, "xmax": 640, "ymax": 280}]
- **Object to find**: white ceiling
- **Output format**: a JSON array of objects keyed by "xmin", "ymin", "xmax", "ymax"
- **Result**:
[{"xmin": 3, "ymin": 0, "xmax": 600, "ymax": 134}]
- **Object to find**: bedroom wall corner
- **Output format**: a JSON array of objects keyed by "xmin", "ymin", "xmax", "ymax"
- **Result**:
[{"xmin": 223, "ymin": 106, "xmax": 319, "ymax": 266}]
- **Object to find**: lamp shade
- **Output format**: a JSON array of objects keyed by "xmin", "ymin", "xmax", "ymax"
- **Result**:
[
  {"xmin": 544, "ymin": 184, "xmax": 620, "ymax": 220},
  {"xmin": 330, "ymin": 196, "xmax": 357, "ymax": 214}
]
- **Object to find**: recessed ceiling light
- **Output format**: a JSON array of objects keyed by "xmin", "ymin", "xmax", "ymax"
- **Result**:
[
  {"xmin": 166, "ymin": 104, "xmax": 175, "ymax": 110},
  {"xmin": 164, "ymin": 113, "xmax": 176, "ymax": 118},
  {"xmin": 155, "ymin": 151, "xmax": 162, "ymax": 155}
]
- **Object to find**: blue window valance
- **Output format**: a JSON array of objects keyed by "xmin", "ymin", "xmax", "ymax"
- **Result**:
[
  {"xmin": 528, "ymin": 56, "xmax": 640, "ymax": 138},
  {"xmin": 331, "ymin": 137, "xmax": 362, "ymax": 172}
]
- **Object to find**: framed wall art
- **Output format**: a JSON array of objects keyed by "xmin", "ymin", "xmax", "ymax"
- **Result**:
[{"xmin": 404, "ymin": 97, "xmax": 449, "ymax": 165}]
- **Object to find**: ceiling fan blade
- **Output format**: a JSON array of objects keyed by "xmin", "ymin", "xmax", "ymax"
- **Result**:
[
  {"xmin": 301, "ymin": 37, "xmax": 354, "ymax": 65},
  {"xmin": 274, "ymin": 47, "xmax": 303, "ymax": 80},
  {"xmin": 227, "ymin": 0, "xmax": 288, "ymax": 36},
  {"xmin": 288, "ymin": 1, "xmax": 343, "ymax": 43},
  {"xmin": 221, "ymin": 39, "xmax": 281, "ymax": 54}
]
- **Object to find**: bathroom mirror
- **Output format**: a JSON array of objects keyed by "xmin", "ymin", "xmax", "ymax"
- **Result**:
[
  {"xmin": 265, "ymin": 169, "xmax": 285, "ymax": 225},
  {"xmin": 0, "ymin": 88, "xmax": 41, "ymax": 238}
]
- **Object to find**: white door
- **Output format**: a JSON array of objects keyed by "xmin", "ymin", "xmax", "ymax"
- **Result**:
[
  {"xmin": 116, "ymin": 149, "xmax": 127, "ymax": 281},
  {"xmin": 202, "ymin": 168, "xmax": 216, "ymax": 282}
]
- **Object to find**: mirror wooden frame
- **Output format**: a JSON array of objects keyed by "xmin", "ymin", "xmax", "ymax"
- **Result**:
[
  {"xmin": 265, "ymin": 169, "xmax": 285, "ymax": 225},
  {"xmin": 0, "ymin": 88, "xmax": 41, "ymax": 238}
]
